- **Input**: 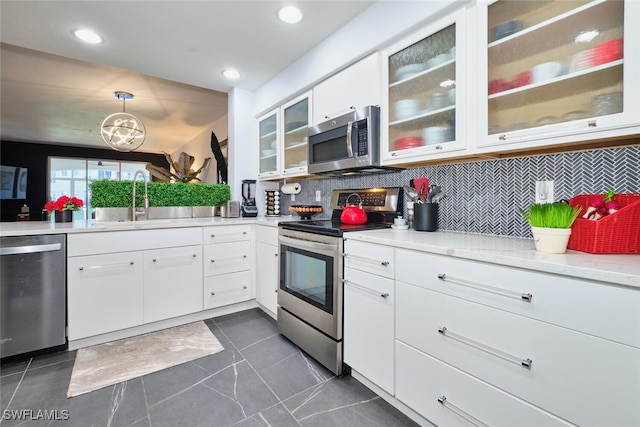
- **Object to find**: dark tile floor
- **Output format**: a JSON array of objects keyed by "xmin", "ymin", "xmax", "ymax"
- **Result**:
[{"xmin": 1, "ymin": 308, "xmax": 418, "ymax": 427}]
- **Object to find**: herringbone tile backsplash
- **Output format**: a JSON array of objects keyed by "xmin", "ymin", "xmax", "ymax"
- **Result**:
[{"xmin": 276, "ymin": 145, "xmax": 639, "ymax": 238}]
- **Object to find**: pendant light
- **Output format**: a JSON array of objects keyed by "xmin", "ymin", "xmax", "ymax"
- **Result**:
[{"xmin": 100, "ymin": 91, "xmax": 146, "ymax": 152}]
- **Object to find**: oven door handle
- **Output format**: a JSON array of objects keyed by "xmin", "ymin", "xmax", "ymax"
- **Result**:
[{"xmin": 279, "ymin": 235, "xmax": 339, "ymax": 254}]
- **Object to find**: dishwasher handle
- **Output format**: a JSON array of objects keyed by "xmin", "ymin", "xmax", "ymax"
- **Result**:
[{"xmin": 0, "ymin": 243, "xmax": 62, "ymax": 256}]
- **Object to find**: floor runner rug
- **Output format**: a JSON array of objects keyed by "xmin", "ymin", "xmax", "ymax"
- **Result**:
[{"xmin": 67, "ymin": 321, "xmax": 223, "ymax": 397}]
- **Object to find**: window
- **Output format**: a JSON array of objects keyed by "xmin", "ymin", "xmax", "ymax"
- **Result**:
[{"xmin": 49, "ymin": 157, "xmax": 149, "ymax": 219}]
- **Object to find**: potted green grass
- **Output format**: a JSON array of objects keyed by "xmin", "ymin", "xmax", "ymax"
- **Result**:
[{"xmin": 520, "ymin": 202, "xmax": 582, "ymax": 253}]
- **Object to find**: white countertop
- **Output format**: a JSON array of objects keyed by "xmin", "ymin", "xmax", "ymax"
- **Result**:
[
  {"xmin": 0, "ymin": 215, "xmax": 291, "ymax": 237},
  {"xmin": 3, "ymin": 218, "xmax": 638, "ymax": 288},
  {"xmin": 345, "ymin": 229, "xmax": 640, "ymax": 288}
]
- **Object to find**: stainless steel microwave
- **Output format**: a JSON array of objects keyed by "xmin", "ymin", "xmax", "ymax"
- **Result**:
[{"xmin": 308, "ymin": 105, "xmax": 392, "ymax": 175}]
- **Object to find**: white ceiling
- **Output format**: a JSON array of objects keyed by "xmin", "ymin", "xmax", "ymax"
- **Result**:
[{"xmin": 0, "ymin": 1, "xmax": 375, "ymax": 153}]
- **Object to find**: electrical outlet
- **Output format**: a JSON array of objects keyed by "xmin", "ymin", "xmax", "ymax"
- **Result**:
[
  {"xmin": 315, "ymin": 190, "xmax": 321, "ymax": 202},
  {"xmin": 291, "ymin": 194, "xmax": 295, "ymax": 202},
  {"xmin": 535, "ymin": 180, "xmax": 554, "ymax": 204}
]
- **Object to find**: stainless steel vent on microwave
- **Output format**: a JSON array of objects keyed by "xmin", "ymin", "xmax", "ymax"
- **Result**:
[{"xmin": 307, "ymin": 106, "xmax": 400, "ymax": 175}]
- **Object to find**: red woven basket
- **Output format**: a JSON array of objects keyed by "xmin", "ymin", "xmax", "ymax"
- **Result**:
[{"xmin": 568, "ymin": 193, "xmax": 640, "ymax": 254}]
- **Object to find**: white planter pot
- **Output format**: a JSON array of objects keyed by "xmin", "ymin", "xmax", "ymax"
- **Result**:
[{"xmin": 531, "ymin": 226, "xmax": 572, "ymax": 254}]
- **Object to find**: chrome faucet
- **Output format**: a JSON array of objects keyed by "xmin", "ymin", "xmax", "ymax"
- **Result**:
[{"xmin": 132, "ymin": 170, "xmax": 149, "ymax": 221}]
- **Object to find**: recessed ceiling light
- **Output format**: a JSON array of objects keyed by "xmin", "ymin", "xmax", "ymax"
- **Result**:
[
  {"xmin": 278, "ymin": 6, "xmax": 302, "ymax": 24},
  {"xmin": 222, "ymin": 69, "xmax": 240, "ymax": 79},
  {"xmin": 74, "ymin": 29, "xmax": 103, "ymax": 44}
]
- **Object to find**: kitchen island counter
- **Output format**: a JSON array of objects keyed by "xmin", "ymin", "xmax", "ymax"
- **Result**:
[{"xmin": 346, "ymin": 229, "xmax": 640, "ymax": 288}]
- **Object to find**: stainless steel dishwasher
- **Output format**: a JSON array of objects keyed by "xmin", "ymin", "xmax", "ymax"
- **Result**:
[{"xmin": 1, "ymin": 234, "xmax": 66, "ymax": 359}]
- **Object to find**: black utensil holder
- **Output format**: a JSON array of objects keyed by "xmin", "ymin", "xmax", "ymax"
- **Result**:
[{"xmin": 414, "ymin": 203, "xmax": 438, "ymax": 232}]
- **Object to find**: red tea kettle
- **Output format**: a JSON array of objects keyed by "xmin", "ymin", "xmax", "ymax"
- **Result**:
[{"xmin": 340, "ymin": 193, "xmax": 367, "ymax": 225}]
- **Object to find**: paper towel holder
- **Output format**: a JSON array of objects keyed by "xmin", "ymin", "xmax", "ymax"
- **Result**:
[{"xmin": 281, "ymin": 182, "xmax": 301, "ymax": 195}]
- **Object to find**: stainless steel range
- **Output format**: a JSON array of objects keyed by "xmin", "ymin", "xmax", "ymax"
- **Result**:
[{"xmin": 277, "ymin": 187, "xmax": 402, "ymax": 375}]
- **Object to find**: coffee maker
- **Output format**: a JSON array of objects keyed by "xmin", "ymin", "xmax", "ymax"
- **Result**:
[{"xmin": 241, "ymin": 179, "xmax": 258, "ymax": 217}]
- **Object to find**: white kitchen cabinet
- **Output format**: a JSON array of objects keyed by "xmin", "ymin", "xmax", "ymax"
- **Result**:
[
  {"xmin": 312, "ymin": 52, "xmax": 381, "ymax": 124},
  {"xmin": 281, "ymin": 92, "xmax": 311, "ymax": 177},
  {"xmin": 258, "ymin": 92, "xmax": 311, "ymax": 180},
  {"xmin": 67, "ymin": 228, "xmax": 202, "ymax": 341},
  {"xmin": 143, "ymin": 245, "xmax": 202, "ymax": 323},
  {"xmin": 67, "ymin": 251, "xmax": 144, "ymax": 340},
  {"xmin": 255, "ymin": 225, "xmax": 278, "ymax": 317},
  {"xmin": 258, "ymin": 108, "xmax": 280, "ymax": 179},
  {"xmin": 396, "ymin": 281, "xmax": 640, "ymax": 427},
  {"xmin": 343, "ymin": 240, "xmax": 395, "ymax": 394},
  {"xmin": 381, "ymin": 9, "xmax": 469, "ymax": 165},
  {"xmin": 344, "ymin": 267, "xmax": 395, "ymax": 394},
  {"xmin": 476, "ymin": 0, "xmax": 640, "ymax": 150},
  {"xmin": 202, "ymin": 225, "xmax": 252, "ymax": 308}
]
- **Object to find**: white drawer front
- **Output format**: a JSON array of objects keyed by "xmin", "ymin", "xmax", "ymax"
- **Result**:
[
  {"xmin": 204, "ymin": 271, "xmax": 251, "ymax": 309},
  {"xmin": 68, "ymin": 227, "xmax": 202, "ymax": 256},
  {"xmin": 396, "ymin": 341, "xmax": 571, "ymax": 427},
  {"xmin": 344, "ymin": 240, "xmax": 394, "ymax": 278},
  {"xmin": 204, "ymin": 241, "xmax": 251, "ymax": 276},
  {"xmin": 396, "ymin": 282, "xmax": 640, "ymax": 427},
  {"xmin": 396, "ymin": 249, "xmax": 640, "ymax": 348},
  {"xmin": 203, "ymin": 225, "xmax": 250, "ymax": 244}
]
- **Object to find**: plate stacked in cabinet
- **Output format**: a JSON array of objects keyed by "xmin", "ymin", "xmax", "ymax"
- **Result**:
[{"xmin": 265, "ymin": 190, "xmax": 280, "ymax": 216}]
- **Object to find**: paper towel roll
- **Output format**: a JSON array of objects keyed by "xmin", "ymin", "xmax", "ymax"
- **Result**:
[{"xmin": 281, "ymin": 183, "xmax": 301, "ymax": 194}]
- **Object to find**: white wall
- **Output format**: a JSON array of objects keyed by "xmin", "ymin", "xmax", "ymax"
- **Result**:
[
  {"xmin": 172, "ymin": 114, "xmax": 228, "ymax": 184},
  {"xmin": 228, "ymin": 87, "xmax": 257, "ymax": 200}
]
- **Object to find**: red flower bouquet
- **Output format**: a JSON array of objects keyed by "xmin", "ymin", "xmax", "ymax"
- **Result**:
[{"xmin": 44, "ymin": 195, "xmax": 84, "ymax": 212}]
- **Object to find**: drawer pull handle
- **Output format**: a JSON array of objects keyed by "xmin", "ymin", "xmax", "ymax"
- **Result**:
[
  {"xmin": 210, "ymin": 255, "xmax": 247, "ymax": 263},
  {"xmin": 343, "ymin": 253, "xmax": 390, "ymax": 266},
  {"xmin": 211, "ymin": 285, "xmax": 247, "ymax": 295},
  {"xmin": 343, "ymin": 279, "xmax": 389, "ymax": 299},
  {"xmin": 437, "ymin": 396, "xmax": 489, "ymax": 427},
  {"xmin": 437, "ymin": 273, "xmax": 532, "ymax": 302},
  {"xmin": 79, "ymin": 261, "xmax": 134, "ymax": 271},
  {"xmin": 152, "ymin": 254, "xmax": 197, "ymax": 263},
  {"xmin": 438, "ymin": 326, "xmax": 532, "ymax": 370},
  {"xmin": 210, "ymin": 231, "xmax": 248, "ymax": 239}
]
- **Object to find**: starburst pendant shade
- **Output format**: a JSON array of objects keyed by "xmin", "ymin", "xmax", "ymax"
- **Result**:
[{"xmin": 101, "ymin": 92, "xmax": 146, "ymax": 152}]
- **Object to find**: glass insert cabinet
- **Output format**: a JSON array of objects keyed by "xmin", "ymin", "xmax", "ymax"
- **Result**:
[
  {"xmin": 382, "ymin": 10, "xmax": 467, "ymax": 164},
  {"xmin": 258, "ymin": 109, "xmax": 279, "ymax": 178},
  {"xmin": 281, "ymin": 93, "xmax": 310, "ymax": 177},
  {"xmin": 480, "ymin": 0, "xmax": 636, "ymax": 147},
  {"xmin": 257, "ymin": 92, "xmax": 311, "ymax": 179}
]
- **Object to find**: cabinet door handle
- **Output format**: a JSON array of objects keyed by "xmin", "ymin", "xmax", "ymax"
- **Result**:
[
  {"xmin": 438, "ymin": 326, "xmax": 532, "ymax": 369},
  {"xmin": 437, "ymin": 273, "xmax": 532, "ymax": 302},
  {"xmin": 437, "ymin": 396, "xmax": 490, "ymax": 427},
  {"xmin": 343, "ymin": 279, "xmax": 389, "ymax": 299},
  {"xmin": 152, "ymin": 254, "xmax": 197, "ymax": 263},
  {"xmin": 211, "ymin": 285, "xmax": 247, "ymax": 295},
  {"xmin": 343, "ymin": 253, "xmax": 390, "ymax": 266},
  {"xmin": 210, "ymin": 255, "xmax": 247, "ymax": 263},
  {"xmin": 79, "ymin": 261, "xmax": 134, "ymax": 271}
]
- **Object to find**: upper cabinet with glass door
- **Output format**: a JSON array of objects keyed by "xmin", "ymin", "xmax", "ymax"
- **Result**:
[
  {"xmin": 281, "ymin": 92, "xmax": 311, "ymax": 177},
  {"xmin": 258, "ymin": 109, "xmax": 279, "ymax": 179},
  {"xmin": 381, "ymin": 9, "xmax": 467, "ymax": 165},
  {"xmin": 478, "ymin": 0, "xmax": 640, "ymax": 148}
]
